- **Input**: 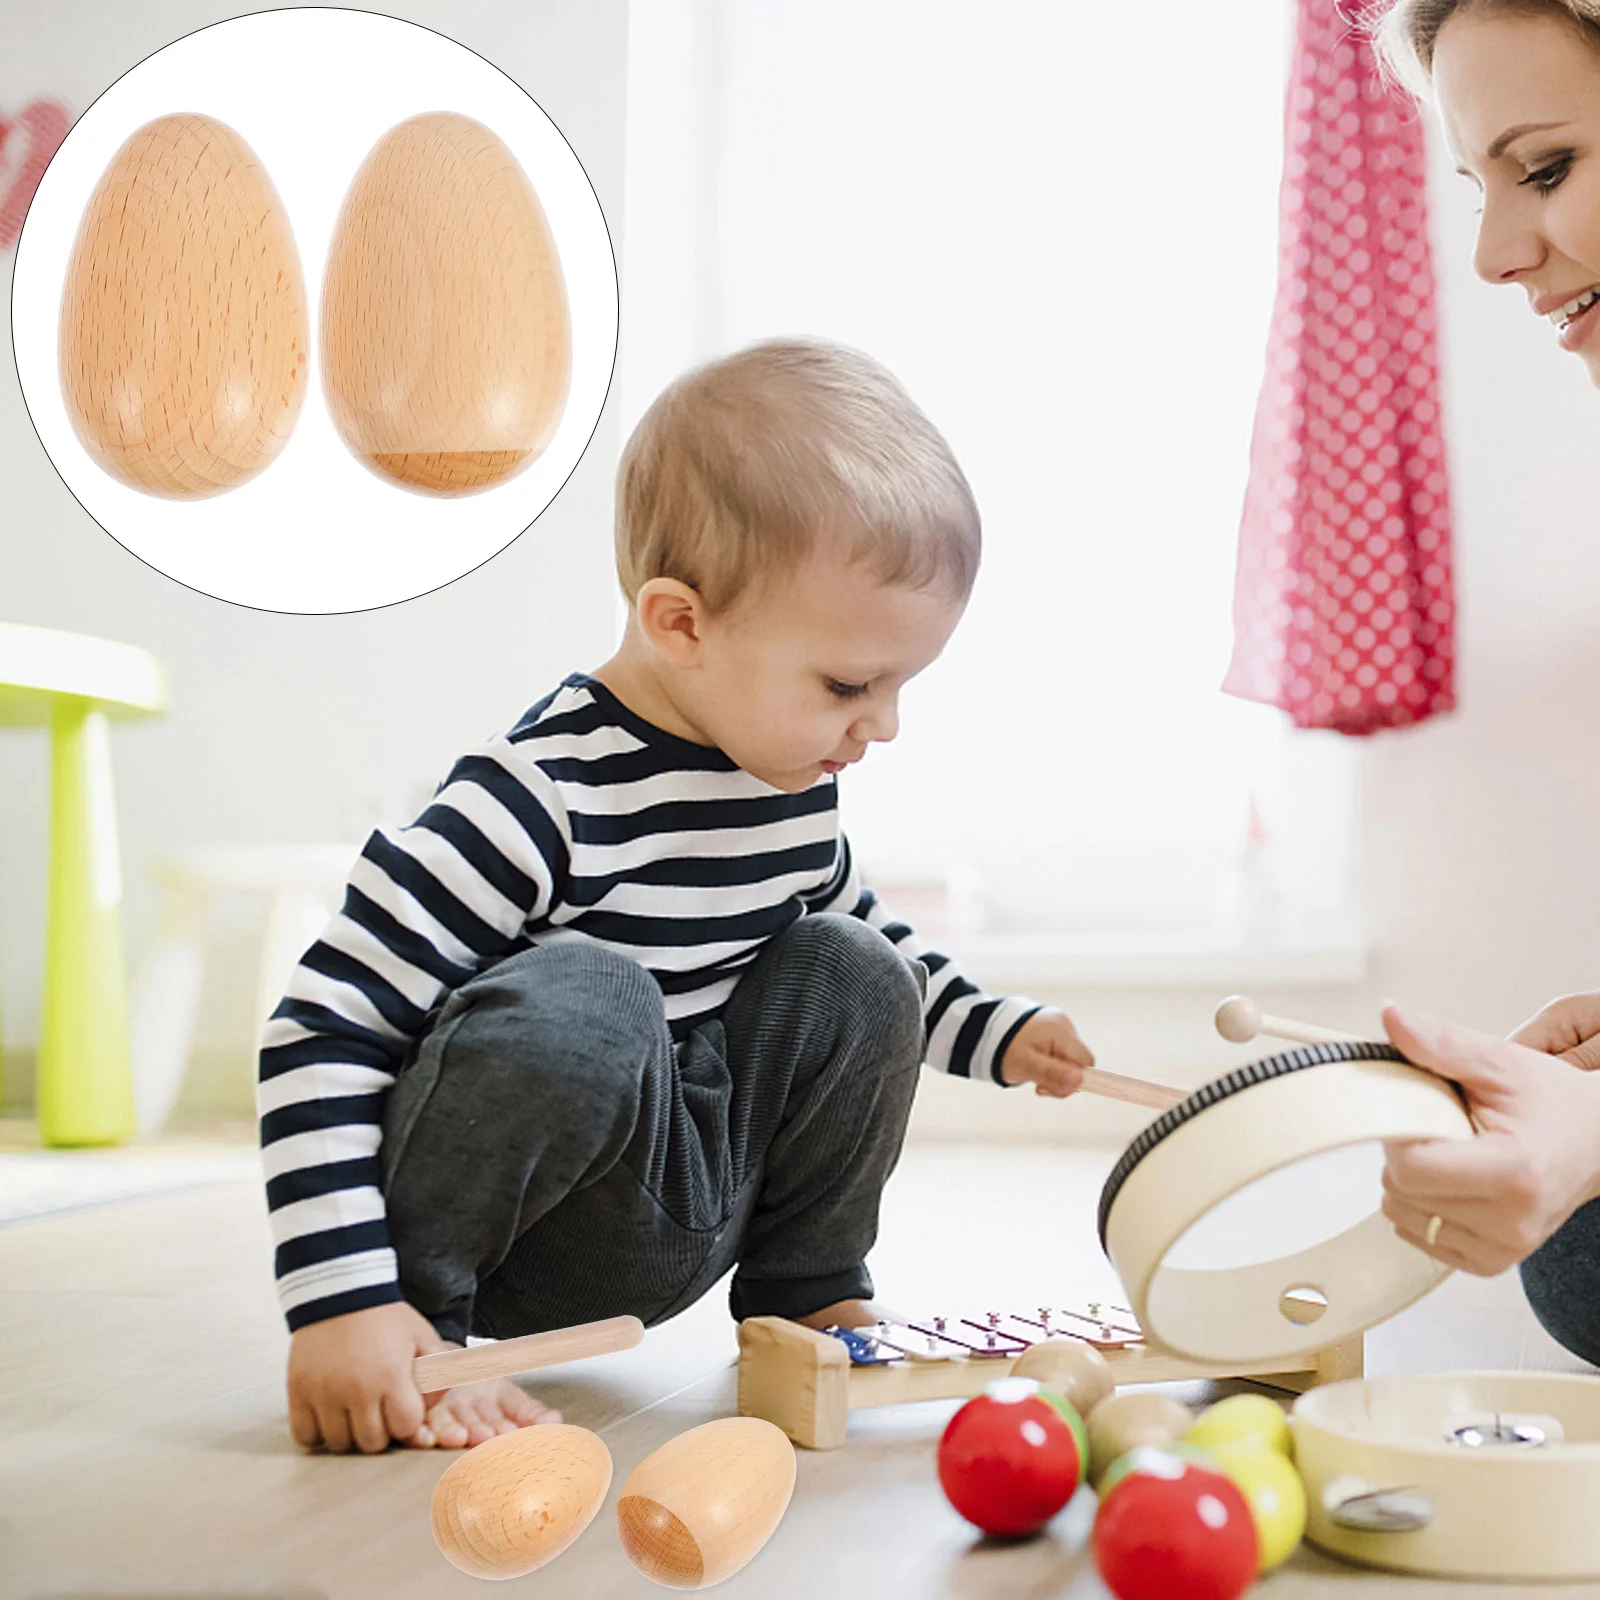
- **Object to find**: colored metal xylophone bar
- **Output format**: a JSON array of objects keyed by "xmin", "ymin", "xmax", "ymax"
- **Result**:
[{"xmin": 736, "ymin": 1300, "xmax": 1363, "ymax": 1449}]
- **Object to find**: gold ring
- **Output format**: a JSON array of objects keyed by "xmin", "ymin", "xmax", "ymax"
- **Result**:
[{"xmin": 1425, "ymin": 1213, "xmax": 1443, "ymax": 1248}]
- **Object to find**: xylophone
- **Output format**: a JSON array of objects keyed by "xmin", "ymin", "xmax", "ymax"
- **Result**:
[{"xmin": 736, "ymin": 1300, "xmax": 1362, "ymax": 1449}]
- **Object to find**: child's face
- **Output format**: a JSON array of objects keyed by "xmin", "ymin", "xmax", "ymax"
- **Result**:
[
  {"xmin": 689, "ymin": 546, "xmax": 966, "ymax": 793},
  {"xmin": 1435, "ymin": 6, "xmax": 1600, "ymax": 383}
]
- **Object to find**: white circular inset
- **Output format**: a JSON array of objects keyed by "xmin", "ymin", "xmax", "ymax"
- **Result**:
[{"xmin": 13, "ymin": 8, "xmax": 617, "ymax": 613}]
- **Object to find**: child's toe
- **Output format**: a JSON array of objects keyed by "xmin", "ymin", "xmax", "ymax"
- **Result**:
[{"xmin": 430, "ymin": 1411, "xmax": 470, "ymax": 1448}]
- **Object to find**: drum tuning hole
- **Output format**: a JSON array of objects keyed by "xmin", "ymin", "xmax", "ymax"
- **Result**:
[{"xmin": 1279, "ymin": 1283, "xmax": 1329, "ymax": 1325}]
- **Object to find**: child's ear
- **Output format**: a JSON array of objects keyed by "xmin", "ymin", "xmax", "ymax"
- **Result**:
[{"xmin": 636, "ymin": 578, "xmax": 707, "ymax": 667}]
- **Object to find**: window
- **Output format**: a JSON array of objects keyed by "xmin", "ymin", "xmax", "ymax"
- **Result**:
[{"xmin": 622, "ymin": 0, "xmax": 1358, "ymax": 957}]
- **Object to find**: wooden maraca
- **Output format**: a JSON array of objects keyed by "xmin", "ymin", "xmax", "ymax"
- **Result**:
[
  {"xmin": 432, "ymin": 1423, "xmax": 612, "ymax": 1578},
  {"xmin": 321, "ymin": 111, "xmax": 571, "ymax": 494},
  {"xmin": 427, "ymin": 1314, "xmax": 643, "ymax": 1579},
  {"xmin": 617, "ymin": 1417, "xmax": 796, "ymax": 1589},
  {"xmin": 60, "ymin": 113, "xmax": 307, "ymax": 497}
]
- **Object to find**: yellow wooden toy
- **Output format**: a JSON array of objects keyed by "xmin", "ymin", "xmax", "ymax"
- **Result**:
[
  {"xmin": 617, "ymin": 1417, "xmax": 796, "ymax": 1589},
  {"xmin": 320, "ymin": 111, "xmax": 571, "ymax": 494},
  {"xmin": 59, "ymin": 113, "xmax": 307, "ymax": 497}
]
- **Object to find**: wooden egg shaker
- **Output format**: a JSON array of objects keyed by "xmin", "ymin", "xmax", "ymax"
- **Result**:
[
  {"xmin": 1010, "ymin": 1336, "xmax": 1115, "ymax": 1417},
  {"xmin": 1086, "ymin": 1391, "xmax": 1195, "ymax": 1484},
  {"xmin": 59, "ymin": 113, "xmax": 307, "ymax": 497},
  {"xmin": 321, "ymin": 111, "xmax": 571, "ymax": 494},
  {"xmin": 617, "ymin": 1417, "xmax": 796, "ymax": 1589},
  {"xmin": 430, "ymin": 1422, "xmax": 611, "ymax": 1579}
]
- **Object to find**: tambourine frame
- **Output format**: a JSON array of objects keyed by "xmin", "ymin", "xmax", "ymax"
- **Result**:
[
  {"xmin": 1293, "ymin": 1372, "xmax": 1600, "ymax": 1580},
  {"xmin": 1098, "ymin": 1042, "xmax": 1474, "ymax": 1365}
]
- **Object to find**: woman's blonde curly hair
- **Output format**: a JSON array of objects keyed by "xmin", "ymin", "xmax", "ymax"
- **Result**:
[{"xmin": 1367, "ymin": 0, "xmax": 1600, "ymax": 96}]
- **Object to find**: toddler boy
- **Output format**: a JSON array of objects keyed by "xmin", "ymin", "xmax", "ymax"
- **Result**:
[{"xmin": 261, "ymin": 339, "xmax": 1095, "ymax": 1453}]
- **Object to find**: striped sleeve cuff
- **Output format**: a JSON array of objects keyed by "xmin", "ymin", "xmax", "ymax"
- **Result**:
[
  {"xmin": 927, "ymin": 990, "xmax": 1043, "ymax": 1084},
  {"xmin": 279, "ymin": 1245, "xmax": 404, "ymax": 1331}
]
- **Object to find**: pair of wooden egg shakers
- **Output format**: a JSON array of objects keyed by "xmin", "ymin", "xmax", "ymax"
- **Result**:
[
  {"xmin": 431, "ymin": 1415, "xmax": 796, "ymax": 1589},
  {"xmin": 59, "ymin": 110, "xmax": 570, "ymax": 497}
]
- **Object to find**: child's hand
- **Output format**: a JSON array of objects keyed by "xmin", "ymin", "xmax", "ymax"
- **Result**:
[
  {"xmin": 286, "ymin": 1299, "xmax": 557, "ymax": 1454},
  {"xmin": 999, "ymin": 1008, "xmax": 1094, "ymax": 1097}
]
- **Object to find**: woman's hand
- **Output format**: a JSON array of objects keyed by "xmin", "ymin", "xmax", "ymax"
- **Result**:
[
  {"xmin": 1381, "ymin": 1004, "xmax": 1600, "ymax": 1275},
  {"xmin": 999, "ymin": 1007, "xmax": 1094, "ymax": 1097},
  {"xmin": 1509, "ymin": 990, "xmax": 1600, "ymax": 1070}
]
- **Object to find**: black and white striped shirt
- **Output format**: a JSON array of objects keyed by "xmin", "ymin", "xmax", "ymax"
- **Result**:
[{"xmin": 259, "ymin": 673, "xmax": 1037, "ymax": 1330}]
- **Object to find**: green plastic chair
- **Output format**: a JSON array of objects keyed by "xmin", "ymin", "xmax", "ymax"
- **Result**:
[{"xmin": 0, "ymin": 622, "xmax": 167, "ymax": 1146}]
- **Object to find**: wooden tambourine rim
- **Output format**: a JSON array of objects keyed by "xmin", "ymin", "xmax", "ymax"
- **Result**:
[
  {"xmin": 1096, "ymin": 1040, "xmax": 1411, "ymax": 1247},
  {"xmin": 1293, "ymin": 1372, "xmax": 1600, "ymax": 1580}
]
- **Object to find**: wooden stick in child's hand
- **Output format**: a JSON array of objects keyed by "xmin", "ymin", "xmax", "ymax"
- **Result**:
[
  {"xmin": 1078, "ymin": 1067, "xmax": 1187, "ymax": 1113},
  {"xmin": 412, "ymin": 1314, "xmax": 645, "ymax": 1391}
]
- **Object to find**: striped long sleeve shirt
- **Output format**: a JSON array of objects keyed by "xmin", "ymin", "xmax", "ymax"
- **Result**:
[{"xmin": 259, "ymin": 673, "xmax": 1040, "ymax": 1330}]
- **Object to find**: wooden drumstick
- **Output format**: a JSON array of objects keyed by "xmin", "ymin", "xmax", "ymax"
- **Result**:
[
  {"xmin": 1079, "ymin": 1067, "xmax": 1186, "ymax": 1113},
  {"xmin": 413, "ymin": 1313, "xmax": 644, "ymax": 1391},
  {"xmin": 1214, "ymin": 994, "xmax": 1359, "ymax": 1047}
]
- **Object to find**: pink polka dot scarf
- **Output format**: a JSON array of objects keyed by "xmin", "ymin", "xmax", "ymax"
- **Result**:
[{"xmin": 1225, "ymin": 0, "xmax": 1455, "ymax": 734}]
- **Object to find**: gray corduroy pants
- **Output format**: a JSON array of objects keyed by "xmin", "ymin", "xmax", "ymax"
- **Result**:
[
  {"xmin": 1521, "ymin": 1197, "xmax": 1600, "ymax": 1367},
  {"xmin": 378, "ymin": 912, "xmax": 925, "ymax": 1344}
]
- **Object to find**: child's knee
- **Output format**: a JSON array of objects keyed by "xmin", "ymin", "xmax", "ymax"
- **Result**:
[
  {"xmin": 432, "ymin": 942, "xmax": 665, "ymax": 1113},
  {"xmin": 789, "ymin": 914, "xmax": 924, "ymax": 1057}
]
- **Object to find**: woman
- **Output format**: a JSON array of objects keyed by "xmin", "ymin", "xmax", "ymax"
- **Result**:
[{"xmin": 1369, "ymin": 0, "xmax": 1600, "ymax": 1365}]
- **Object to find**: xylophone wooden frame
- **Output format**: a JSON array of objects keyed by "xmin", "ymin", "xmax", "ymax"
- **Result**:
[{"xmin": 736, "ymin": 1312, "xmax": 1363, "ymax": 1449}]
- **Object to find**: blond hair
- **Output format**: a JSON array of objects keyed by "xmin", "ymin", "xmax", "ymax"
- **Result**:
[
  {"xmin": 614, "ymin": 339, "xmax": 981, "ymax": 613},
  {"xmin": 1368, "ymin": 0, "xmax": 1600, "ymax": 95}
]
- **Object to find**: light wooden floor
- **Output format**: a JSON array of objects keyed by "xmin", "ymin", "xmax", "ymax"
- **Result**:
[{"xmin": 3, "ymin": 1129, "xmax": 1598, "ymax": 1598}]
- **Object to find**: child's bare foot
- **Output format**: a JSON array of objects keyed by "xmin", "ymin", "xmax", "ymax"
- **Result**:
[
  {"xmin": 791, "ymin": 1297, "xmax": 887, "ymax": 1331},
  {"xmin": 404, "ymin": 1346, "xmax": 563, "ymax": 1449}
]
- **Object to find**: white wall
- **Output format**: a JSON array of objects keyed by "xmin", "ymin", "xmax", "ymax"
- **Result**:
[{"xmin": 0, "ymin": 1, "xmax": 629, "ymax": 1105}]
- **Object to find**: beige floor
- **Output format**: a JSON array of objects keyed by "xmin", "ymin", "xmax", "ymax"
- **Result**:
[{"xmin": 2, "ymin": 1123, "xmax": 1597, "ymax": 1599}]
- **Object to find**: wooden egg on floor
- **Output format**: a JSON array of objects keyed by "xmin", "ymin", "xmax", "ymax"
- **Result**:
[
  {"xmin": 59, "ymin": 113, "xmax": 308, "ymax": 497},
  {"xmin": 1087, "ymin": 1391, "xmax": 1196, "ymax": 1485},
  {"xmin": 617, "ymin": 1417, "xmax": 796, "ymax": 1589},
  {"xmin": 1010, "ymin": 1336, "xmax": 1115, "ymax": 1418},
  {"xmin": 321, "ymin": 111, "xmax": 571, "ymax": 495},
  {"xmin": 430, "ymin": 1422, "xmax": 611, "ymax": 1578}
]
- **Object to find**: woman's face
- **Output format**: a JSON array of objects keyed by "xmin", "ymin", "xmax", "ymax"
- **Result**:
[{"xmin": 1434, "ymin": 6, "xmax": 1600, "ymax": 383}]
